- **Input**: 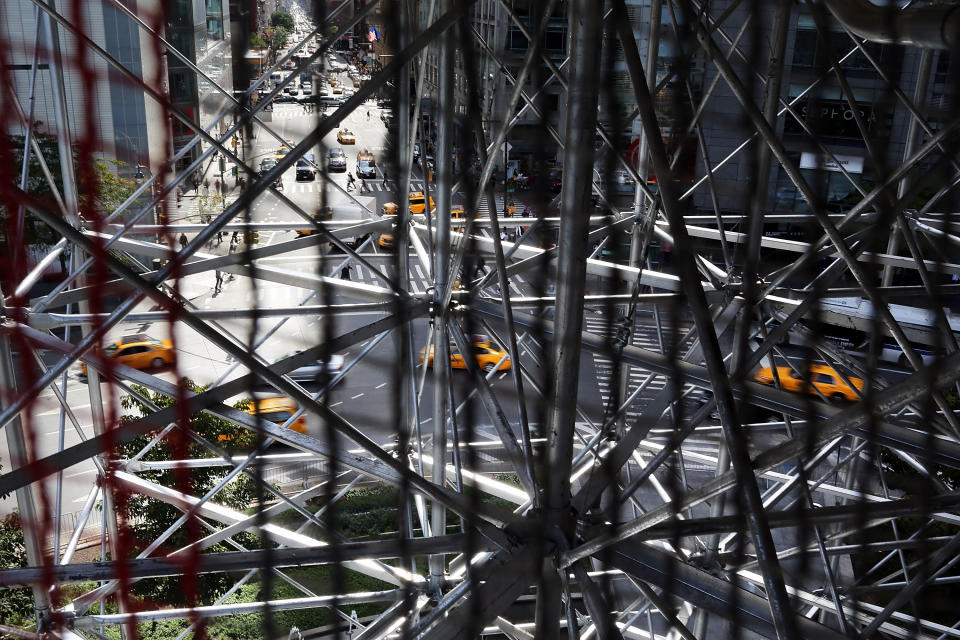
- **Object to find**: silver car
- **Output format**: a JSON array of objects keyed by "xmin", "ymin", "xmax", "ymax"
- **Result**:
[
  {"xmin": 327, "ymin": 147, "xmax": 347, "ymax": 171},
  {"xmin": 281, "ymin": 352, "xmax": 345, "ymax": 381}
]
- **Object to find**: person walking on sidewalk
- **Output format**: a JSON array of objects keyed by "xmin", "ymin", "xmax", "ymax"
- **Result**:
[
  {"xmin": 179, "ymin": 233, "xmax": 188, "ymax": 251},
  {"xmin": 203, "ymin": 179, "xmax": 210, "ymax": 196},
  {"xmin": 381, "ymin": 170, "xmax": 387, "ymax": 189},
  {"xmin": 340, "ymin": 264, "xmax": 352, "ymax": 280},
  {"xmin": 346, "ymin": 172, "xmax": 355, "ymax": 191},
  {"xmin": 214, "ymin": 270, "xmax": 224, "ymax": 293},
  {"xmin": 215, "ymin": 179, "xmax": 221, "ymax": 195}
]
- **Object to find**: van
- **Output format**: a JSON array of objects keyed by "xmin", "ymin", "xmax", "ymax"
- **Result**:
[{"xmin": 270, "ymin": 71, "xmax": 282, "ymax": 86}]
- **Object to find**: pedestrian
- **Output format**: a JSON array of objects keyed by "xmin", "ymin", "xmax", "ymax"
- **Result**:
[
  {"xmin": 381, "ymin": 170, "xmax": 387, "ymax": 189},
  {"xmin": 346, "ymin": 172, "xmax": 355, "ymax": 191},
  {"xmin": 178, "ymin": 233, "xmax": 187, "ymax": 250},
  {"xmin": 360, "ymin": 177, "xmax": 366, "ymax": 192},
  {"xmin": 340, "ymin": 264, "xmax": 352, "ymax": 280},
  {"xmin": 231, "ymin": 230, "xmax": 239, "ymax": 245},
  {"xmin": 203, "ymin": 179, "xmax": 210, "ymax": 195},
  {"xmin": 216, "ymin": 230, "xmax": 223, "ymax": 245},
  {"xmin": 367, "ymin": 109, "xmax": 371, "ymax": 120},
  {"xmin": 214, "ymin": 270, "xmax": 224, "ymax": 293},
  {"xmin": 214, "ymin": 179, "xmax": 221, "ymax": 195},
  {"xmin": 523, "ymin": 205, "xmax": 531, "ymax": 217}
]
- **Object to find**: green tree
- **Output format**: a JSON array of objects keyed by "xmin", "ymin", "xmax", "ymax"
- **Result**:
[
  {"xmin": 250, "ymin": 32, "xmax": 267, "ymax": 49},
  {"xmin": 270, "ymin": 11, "xmax": 295, "ymax": 32},
  {"xmin": 115, "ymin": 382, "xmax": 265, "ymax": 606},
  {"xmin": 1, "ymin": 134, "xmax": 136, "ymax": 246},
  {"xmin": 0, "ymin": 467, "xmax": 35, "ymax": 631},
  {"xmin": 270, "ymin": 26, "xmax": 290, "ymax": 51}
]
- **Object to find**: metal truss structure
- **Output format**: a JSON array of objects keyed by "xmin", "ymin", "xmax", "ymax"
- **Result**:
[{"xmin": 2, "ymin": 0, "xmax": 960, "ymax": 638}]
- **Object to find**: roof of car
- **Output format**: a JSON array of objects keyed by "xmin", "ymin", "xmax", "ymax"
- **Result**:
[
  {"xmin": 119, "ymin": 333, "xmax": 151, "ymax": 345},
  {"xmin": 246, "ymin": 396, "xmax": 297, "ymax": 415}
]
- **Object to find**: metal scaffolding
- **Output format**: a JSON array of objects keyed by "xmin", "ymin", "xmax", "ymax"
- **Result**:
[{"xmin": 2, "ymin": 0, "xmax": 960, "ymax": 638}]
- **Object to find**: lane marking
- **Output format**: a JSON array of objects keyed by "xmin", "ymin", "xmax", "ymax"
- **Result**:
[
  {"xmin": 37, "ymin": 403, "xmax": 90, "ymax": 417},
  {"xmin": 351, "ymin": 393, "xmax": 364, "ymax": 399},
  {"xmin": 375, "ymin": 383, "xmax": 387, "ymax": 389},
  {"xmin": 66, "ymin": 469, "xmax": 96, "ymax": 479}
]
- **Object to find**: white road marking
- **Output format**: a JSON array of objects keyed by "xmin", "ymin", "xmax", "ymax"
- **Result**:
[
  {"xmin": 375, "ymin": 382, "xmax": 387, "ymax": 389},
  {"xmin": 66, "ymin": 469, "xmax": 96, "ymax": 479},
  {"xmin": 37, "ymin": 403, "xmax": 90, "ymax": 417},
  {"xmin": 351, "ymin": 393, "xmax": 364, "ymax": 399}
]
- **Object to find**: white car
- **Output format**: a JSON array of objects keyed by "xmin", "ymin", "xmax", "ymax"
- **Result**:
[{"xmin": 279, "ymin": 352, "xmax": 345, "ymax": 381}]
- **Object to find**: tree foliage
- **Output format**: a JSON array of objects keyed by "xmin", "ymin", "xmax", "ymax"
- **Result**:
[
  {"xmin": 0, "ymin": 468, "xmax": 35, "ymax": 630},
  {"xmin": 249, "ymin": 32, "xmax": 267, "ymax": 49},
  {"xmin": 1, "ymin": 134, "xmax": 136, "ymax": 247},
  {"xmin": 269, "ymin": 11, "xmax": 295, "ymax": 32},
  {"xmin": 114, "ymin": 382, "xmax": 266, "ymax": 606}
]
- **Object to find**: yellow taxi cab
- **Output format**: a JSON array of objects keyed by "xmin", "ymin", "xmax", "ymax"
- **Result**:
[
  {"xmin": 451, "ymin": 206, "xmax": 466, "ymax": 219},
  {"xmin": 378, "ymin": 232, "xmax": 394, "ymax": 248},
  {"xmin": 409, "ymin": 191, "xmax": 435, "ymax": 215},
  {"xmin": 218, "ymin": 396, "xmax": 307, "ymax": 444},
  {"xmin": 381, "ymin": 202, "xmax": 398, "ymax": 216},
  {"xmin": 419, "ymin": 336, "xmax": 511, "ymax": 373},
  {"xmin": 337, "ymin": 129, "xmax": 356, "ymax": 144},
  {"xmin": 80, "ymin": 334, "xmax": 173, "ymax": 377},
  {"xmin": 754, "ymin": 364, "xmax": 863, "ymax": 402},
  {"xmin": 275, "ymin": 146, "xmax": 290, "ymax": 161},
  {"xmin": 296, "ymin": 208, "xmax": 334, "ymax": 236},
  {"xmin": 357, "ymin": 149, "xmax": 376, "ymax": 165},
  {"xmin": 332, "ymin": 86, "xmax": 343, "ymax": 94}
]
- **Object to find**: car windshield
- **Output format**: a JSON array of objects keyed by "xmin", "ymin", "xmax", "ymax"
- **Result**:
[
  {"xmin": 258, "ymin": 410, "xmax": 293, "ymax": 423},
  {"xmin": 329, "ymin": 149, "xmax": 343, "ymax": 158},
  {"xmin": 410, "ymin": 198, "xmax": 424, "ymax": 205},
  {"xmin": 148, "ymin": 340, "xmax": 165, "ymax": 347},
  {"xmin": 342, "ymin": 130, "xmax": 352, "ymax": 136},
  {"xmin": 359, "ymin": 161, "xmax": 373, "ymax": 170},
  {"xmin": 103, "ymin": 344, "xmax": 119, "ymax": 356},
  {"xmin": 261, "ymin": 159, "xmax": 275, "ymax": 168}
]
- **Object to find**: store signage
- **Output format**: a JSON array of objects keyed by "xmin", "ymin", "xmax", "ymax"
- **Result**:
[{"xmin": 799, "ymin": 152, "xmax": 864, "ymax": 174}]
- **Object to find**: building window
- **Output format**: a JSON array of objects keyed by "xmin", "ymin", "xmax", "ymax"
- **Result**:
[
  {"xmin": 507, "ymin": 27, "xmax": 528, "ymax": 51},
  {"xmin": 543, "ymin": 27, "xmax": 567, "ymax": 53},
  {"xmin": 207, "ymin": 16, "xmax": 223, "ymax": 39},
  {"xmin": 792, "ymin": 15, "xmax": 886, "ymax": 78},
  {"xmin": 170, "ymin": 69, "xmax": 197, "ymax": 102}
]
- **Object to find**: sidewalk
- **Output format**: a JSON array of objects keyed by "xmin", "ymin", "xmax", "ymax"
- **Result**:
[{"xmin": 173, "ymin": 151, "xmax": 247, "ymax": 223}]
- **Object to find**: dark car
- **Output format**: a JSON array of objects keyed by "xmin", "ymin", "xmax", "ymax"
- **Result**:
[
  {"xmin": 275, "ymin": 94, "xmax": 299, "ymax": 103},
  {"xmin": 356, "ymin": 159, "xmax": 376, "ymax": 179},
  {"xmin": 296, "ymin": 153, "xmax": 316, "ymax": 181},
  {"xmin": 548, "ymin": 168, "xmax": 563, "ymax": 192},
  {"xmin": 258, "ymin": 157, "xmax": 277, "ymax": 176},
  {"xmin": 327, "ymin": 147, "xmax": 346, "ymax": 172}
]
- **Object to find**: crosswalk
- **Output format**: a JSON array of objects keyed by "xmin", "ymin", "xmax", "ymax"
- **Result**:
[
  {"xmin": 269, "ymin": 180, "xmax": 522, "ymax": 212},
  {"xmin": 272, "ymin": 179, "xmax": 432, "ymax": 195},
  {"xmin": 342, "ymin": 260, "xmax": 532, "ymax": 297},
  {"xmin": 583, "ymin": 313, "xmax": 712, "ymax": 433}
]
